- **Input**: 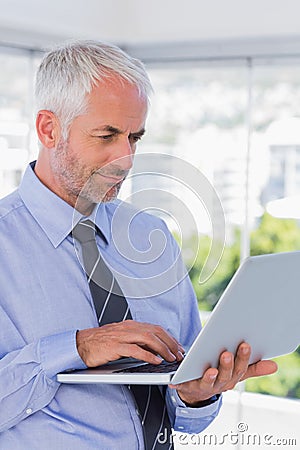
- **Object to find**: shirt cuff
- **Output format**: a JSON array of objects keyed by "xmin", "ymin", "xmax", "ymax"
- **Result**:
[
  {"xmin": 166, "ymin": 388, "xmax": 222, "ymax": 434},
  {"xmin": 39, "ymin": 329, "xmax": 87, "ymax": 379},
  {"xmin": 173, "ymin": 390, "xmax": 220, "ymax": 408}
]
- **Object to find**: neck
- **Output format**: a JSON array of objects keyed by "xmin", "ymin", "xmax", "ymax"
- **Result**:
[{"xmin": 34, "ymin": 155, "xmax": 96, "ymax": 216}]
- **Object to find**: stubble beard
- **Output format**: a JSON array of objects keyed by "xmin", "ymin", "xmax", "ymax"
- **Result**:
[
  {"xmin": 52, "ymin": 139, "xmax": 123, "ymax": 210},
  {"xmin": 82, "ymin": 173, "xmax": 122, "ymax": 204}
]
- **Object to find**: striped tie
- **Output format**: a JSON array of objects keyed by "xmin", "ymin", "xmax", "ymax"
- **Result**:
[{"xmin": 72, "ymin": 220, "xmax": 173, "ymax": 450}]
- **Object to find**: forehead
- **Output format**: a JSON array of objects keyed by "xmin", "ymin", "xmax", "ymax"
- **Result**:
[{"xmin": 84, "ymin": 75, "xmax": 148, "ymax": 127}]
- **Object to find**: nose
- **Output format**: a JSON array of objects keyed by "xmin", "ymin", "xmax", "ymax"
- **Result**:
[{"xmin": 113, "ymin": 138, "xmax": 134, "ymax": 171}]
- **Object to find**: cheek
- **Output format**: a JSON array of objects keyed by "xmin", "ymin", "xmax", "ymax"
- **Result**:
[
  {"xmin": 65, "ymin": 141, "xmax": 97, "ymax": 169},
  {"xmin": 80, "ymin": 139, "xmax": 110, "ymax": 164},
  {"xmin": 66, "ymin": 133, "xmax": 116, "ymax": 170}
]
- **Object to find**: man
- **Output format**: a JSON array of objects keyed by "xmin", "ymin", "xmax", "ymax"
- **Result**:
[{"xmin": 0, "ymin": 41, "xmax": 277, "ymax": 449}]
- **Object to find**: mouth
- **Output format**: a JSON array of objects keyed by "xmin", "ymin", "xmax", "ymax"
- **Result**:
[{"xmin": 95, "ymin": 172, "xmax": 126, "ymax": 184}]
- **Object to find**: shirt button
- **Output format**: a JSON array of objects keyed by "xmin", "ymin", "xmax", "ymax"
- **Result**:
[{"xmin": 26, "ymin": 408, "xmax": 33, "ymax": 415}]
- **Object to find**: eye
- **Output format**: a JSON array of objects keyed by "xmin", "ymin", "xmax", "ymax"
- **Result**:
[
  {"xmin": 99, "ymin": 134, "xmax": 114, "ymax": 141},
  {"xmin": 130, "ymin": 135, "xmax": 142, "ymax": 143}
]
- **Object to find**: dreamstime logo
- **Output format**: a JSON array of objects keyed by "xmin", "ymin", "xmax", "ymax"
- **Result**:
[
  {"xmin": 72, "ymin": 153, "xmax": 225, "ymax": 298},
  {"xmin": 237, "ymin": 422, "xmax": 249, "ymax": 432},
  {"xmin": 157, "ymin": 423, "xmax": 298, "ymax": 447}
]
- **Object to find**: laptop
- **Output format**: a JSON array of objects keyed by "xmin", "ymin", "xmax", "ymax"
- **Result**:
[{"xmin": 57, "ymin": 251, "xmax": 300, "ymax": 385}]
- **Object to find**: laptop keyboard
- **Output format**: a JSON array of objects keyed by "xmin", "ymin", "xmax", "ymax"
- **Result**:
[{"xmin": 117, "ymin": 360, "xmax": 181, "ymax": 374}]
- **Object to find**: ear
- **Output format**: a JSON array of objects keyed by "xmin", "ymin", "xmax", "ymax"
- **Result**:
[{"xmin": 36, "ymin": 110, "xmax": 61, "ymax": 148}]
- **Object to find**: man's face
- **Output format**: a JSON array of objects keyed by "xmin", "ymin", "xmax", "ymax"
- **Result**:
[{"xmin": 50, "ymin": 76, "xmax": 148, "ymax": 209}]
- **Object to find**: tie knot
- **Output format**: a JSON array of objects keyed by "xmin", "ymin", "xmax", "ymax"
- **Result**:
[{"xmin": 72, "ymin": 220, "xmax": 96, "ymax": 244}]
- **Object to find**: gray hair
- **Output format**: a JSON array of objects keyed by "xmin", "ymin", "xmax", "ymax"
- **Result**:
[{"xmin": 35, "ymin": 40, "xmax": 153, "ymax": 139}]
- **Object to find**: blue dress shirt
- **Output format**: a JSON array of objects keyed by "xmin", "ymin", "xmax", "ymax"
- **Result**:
[{"xmin": 0, "ymin": 162, "xmax": 222, "ymax": 449}]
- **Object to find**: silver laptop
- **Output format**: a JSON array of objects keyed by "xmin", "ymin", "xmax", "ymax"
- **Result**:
[{"xmin": 57, "ymin": 251, "xmax": 300, "ymax": 385}]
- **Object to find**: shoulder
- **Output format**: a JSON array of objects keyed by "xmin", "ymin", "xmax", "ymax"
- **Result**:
[
  {"xmin": 0, "ymin": 189, "xmax": 24, "ymax": 221},
  {"xmin": 0, "ymin": 189, "xmax": 26, "ymax": 237}
]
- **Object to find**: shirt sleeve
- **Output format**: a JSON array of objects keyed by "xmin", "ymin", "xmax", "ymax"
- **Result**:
[
  {"xmin": 166, "ymin": 388, "xmax": 222, "ymax": 433},
  {"xmin": 162, "ymin": 225, "xmax": 222, "ymax": 433},
  {"xmin": 0, "ymin": 316, "xmax": 86, "ymax": 432}
]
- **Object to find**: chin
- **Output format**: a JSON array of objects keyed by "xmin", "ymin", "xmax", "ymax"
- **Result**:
[
  {"xmin": 87, "ymin": 185, "xmax": 120, "ymax": 203},
  {"xmin": 77, "ymin": 177, "xmax": 123, "ymax": 205}
]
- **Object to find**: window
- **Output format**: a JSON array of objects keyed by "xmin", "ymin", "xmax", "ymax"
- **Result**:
[
  {"xmin": 0, "ymin": 47, "xmax": 41, "ymax": 197},
  {"xmin": 136, "ymin": 60, "xmax": 300, "ymax": 400}
]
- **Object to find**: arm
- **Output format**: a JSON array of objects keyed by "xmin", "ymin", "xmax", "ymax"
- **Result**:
[{"xmin": 0, "ymin": 306, "xmax": 85, "ymax": 432}]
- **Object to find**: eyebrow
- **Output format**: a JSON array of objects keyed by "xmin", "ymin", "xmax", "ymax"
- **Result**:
[{"xmin": 91, "ymin": 125, "xmax": 146, "ymax": 137}]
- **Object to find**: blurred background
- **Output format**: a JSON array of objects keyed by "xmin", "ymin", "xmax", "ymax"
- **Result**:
[{"xmin": 0, "ymin": 0, "xmax": 299, "ymax": 447}]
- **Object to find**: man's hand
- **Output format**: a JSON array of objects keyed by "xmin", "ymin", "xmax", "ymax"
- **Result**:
[
  {"xmin": 169, "ymin": 342, "xmax": 278, "ymax": 406},
  {"xmin": 76, "ymin": 320, "xmax": 185, "ymax": 367}
]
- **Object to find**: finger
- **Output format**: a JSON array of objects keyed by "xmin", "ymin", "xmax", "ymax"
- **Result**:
[
  {"xmin": 122, "ymin": 321, "xmax": 184, "ymax": 362},
  {"xmin": 169, "ymin": 368, "xmax": 218, "ymax": 390},
  {"xmin": 120, "ymin": 343, "xmax": 165, "ymax": 365},
  {"xmin": 213, "ymin": 351, "xmax": 234, "ymax": 389},
  {"xmin": 241, "ymin": 359, "xmax": 278, "ymax": 381},
  {"xmin": 231, "ymin": 342, "xmax": 251, "ymax": 382},
  {"xmin": 111, "ymin": 320, "xmax": 184, "ymax": 354},
  {"xmin": 141, "ymin": 344, "xmax": 184, "ymax": 361},
  {"xmin": 199, "ymin": 368, "xmax": 219, "ymax": 391},
  {"xmin": 109, "ymin": 321, "xmax": 183, "ymax": 362},
  {"xmin": 135, "ymin": 331, "xmax": 180, "ymax": 362},
  {"xmin": 148, "ymin": 324, "xmax": 185, "ymax": 357},
  {"xmin": 169, "ymin": 368, "xmax": 218, "ymax": 403}
]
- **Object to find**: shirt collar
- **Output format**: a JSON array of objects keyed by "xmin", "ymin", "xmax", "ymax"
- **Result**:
[{"xmin": 19, "ymin": 162, "xmax": 111, "ymax": 248}]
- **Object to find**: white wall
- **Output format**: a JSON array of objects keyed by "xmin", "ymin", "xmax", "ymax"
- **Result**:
[{"xmin": 0, "ymin": 0, "xmax": 300, "ymax": 49}]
